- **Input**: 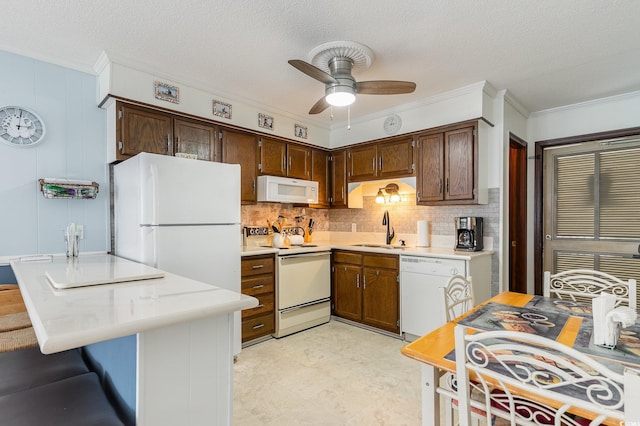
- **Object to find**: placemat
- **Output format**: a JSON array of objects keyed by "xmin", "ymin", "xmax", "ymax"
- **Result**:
[{"xmin": 458, "ymin": 302, "xmax": 570, "ymax": 341}]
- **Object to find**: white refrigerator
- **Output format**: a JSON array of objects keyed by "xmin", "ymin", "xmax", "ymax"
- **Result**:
[{"xmin": 113, "ymin": 152, "xmax": 242, "ymax": 355}]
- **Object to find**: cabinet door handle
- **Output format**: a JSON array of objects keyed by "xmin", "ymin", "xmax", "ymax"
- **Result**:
[
  {"xmin": 252, "ymin": 179, "xmax": 256, "ymax": 194},
  {"xmin": 288, "ymin": 156, "xmax": 292, "ymax": 170},
  {"xmin": 252, "ymin": 323, "xmax": 265, "ymax": 330},
  {"xmin": 255, "ymin": 304, "xmax": 264, "ymax": 309},
  {"xmin": 356, "ymin": 273, "xmax": 360, "ymax": 288},
  {"xmin": 363, "ymin": 275, "xmax": 366, "ymax": 289},
  {"xmin": 379, "ymin": 157, "xmax": 383, "ymax": 171},
  {"xmin": 251, "ymin": 265, "xmax": 264, "ymax": 270},
  {"xmin": 438, "ymin": 179, "xmax": 443, "ymax": 194},
  {"xmin": 372, "ymin": 157, "xmax": 375, "ymax": 171},
  {"xmin": 252, "ymin": 284, "xmax": 264, "ymax": 289},
  {"xmin": 446, "ymin": 177, "xmax": 449, "ymax": 194},
  {"xmin": 167, "ymin": 135, "xmax": 171, "ymax": 153}
]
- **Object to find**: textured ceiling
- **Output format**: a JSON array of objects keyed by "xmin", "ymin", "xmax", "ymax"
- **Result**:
[{"xmin": 2, "ymin": 0, "xmax": 640, "ymax": 127}]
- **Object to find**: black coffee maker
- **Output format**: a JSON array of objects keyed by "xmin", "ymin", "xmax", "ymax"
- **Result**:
[{"xmin": 455, "ymin": 217, "xmax": 483, "ymax": 251}]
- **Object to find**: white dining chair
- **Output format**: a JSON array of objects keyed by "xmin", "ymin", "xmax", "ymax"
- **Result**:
[
  {"xmin": 454, "ymin": 324, "xmax": 633, "ymax": 426},
  {"xmin": 439, "ymin": 275, "xmax": 475, "ymax": 324},
  {"xmin": 437, "ymin": 275, "xmax": 478, "ymax": 426},
  {"xmin": 543, "ymin": 269, "xmax": 637, "ymax": 310}
]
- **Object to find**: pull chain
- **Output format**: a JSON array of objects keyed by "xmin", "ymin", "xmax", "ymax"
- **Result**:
[
  {"xmin": 347, "ymin": 106, "xmax": 351, "ymax": 130},
  {"xmin": 330, "ymin": 106, "xmax": 334, "ymax": 120}
]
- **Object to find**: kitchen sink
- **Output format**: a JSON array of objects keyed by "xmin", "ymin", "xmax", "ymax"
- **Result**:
[{"xmin": 350, "ymin": 243, "xmax": 408, "ymax": 250}]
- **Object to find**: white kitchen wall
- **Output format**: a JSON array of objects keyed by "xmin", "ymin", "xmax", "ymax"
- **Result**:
[
  {"xmin": 527, "ymin": 90, "xmax": 640, "ymax": 142},
  {"xmin": 328, "ymin": 81, "xmax": 489, "ymax": 148},
  {"xmin": 0, "ymin": 50, "xmax": 108, "ymax": 258}
]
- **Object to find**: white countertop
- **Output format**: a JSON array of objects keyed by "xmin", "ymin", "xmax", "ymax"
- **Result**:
[
  {"xmin": 242, "ymin": 243, "xmax": 492, "ymax": 259},
  {"xmin": 11, "ymin": 254, "xmax": 257, "ymax": 354}
]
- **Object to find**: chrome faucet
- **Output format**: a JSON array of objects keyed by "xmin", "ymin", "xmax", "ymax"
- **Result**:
[{"xmin": 382, "ymin": 210, "xmax": 395, "ymax": 245}]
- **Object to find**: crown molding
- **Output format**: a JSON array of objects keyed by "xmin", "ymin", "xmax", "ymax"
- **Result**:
[{"xmin": 530, "ymin": 89, "xmax": 640, "ymax": 117}]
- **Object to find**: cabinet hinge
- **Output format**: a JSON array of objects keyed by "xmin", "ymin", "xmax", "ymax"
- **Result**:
[
  {"xmin": 258, "ymin": 163, "xmax": 262, "ymax": 172},
  {"xmin": 396, "ymin": 320, "xmax": 399, "ymax": 327},
  {"xmin": 473, "ymin": 129, "xmax": 477, "ymax": 137},
  {"xmin": 411, "ymin": 163, "xmax": 415, "ymax": 171},
  {"xmin": 396, "ymin": 275, "xmax": 400, "ymax": 283},
  {"xmin": 411, "ymin": 140, "xmax": 416, "ymax": 148},
  {"xmin": 118, "ymin": 110, "xmax": 123, "ymax": 120},
  {"xmin": 219, "ymin": 131, "xmax": 223, "ymax": 140},
  {"xmin": 118, "ymin": 141, "xmax": 123, "ymax": 151},
  {"xmin": 258, "ymin": 139, "xmax": 262, "ymax": 147}
]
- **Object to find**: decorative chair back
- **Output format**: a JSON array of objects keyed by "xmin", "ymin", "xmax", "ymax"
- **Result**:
[
  {"xmin": 543, "ymin": 269, "xmax": 637, "ymax": 310},
  {"xmin": 454, "ymin": 324, "xmax": 630, "ymax": 426},
  {"xmin": 440, "ymin": 275, "xmax": 475, "ymax": 324}
]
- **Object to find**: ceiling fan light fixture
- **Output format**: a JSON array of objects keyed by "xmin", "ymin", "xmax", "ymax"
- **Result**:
[{"xmin": 325, "ymin": 86, "xmax": 356, "ymax": 107}]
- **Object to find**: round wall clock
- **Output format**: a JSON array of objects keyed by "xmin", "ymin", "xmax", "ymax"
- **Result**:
[
  {"xmin": 383, "ymin": 114, "xmax": 402, "ymax": 135},
  {"xmin": 0, "ymin": 106, "xmax": 46, "ymax": 147}
]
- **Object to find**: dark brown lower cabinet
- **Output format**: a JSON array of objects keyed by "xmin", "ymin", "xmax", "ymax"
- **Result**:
[
  {"xmin": 332, "ymin": 250, "xmax": 400, "ymax": 334},
  {"xmin": 241, "ymin": 255, "xmax": 275, "ymax": 343}
]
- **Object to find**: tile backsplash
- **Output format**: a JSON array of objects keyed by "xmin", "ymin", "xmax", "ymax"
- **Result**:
[{"xmin": 241, "ymin": 189, "xmax": 499, "ymax": 246}]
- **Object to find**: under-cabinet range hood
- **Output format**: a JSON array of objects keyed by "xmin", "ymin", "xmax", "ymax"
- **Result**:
[{"xmin": 257, "ymin": 175, "xmax": 318, "ymax": 204}]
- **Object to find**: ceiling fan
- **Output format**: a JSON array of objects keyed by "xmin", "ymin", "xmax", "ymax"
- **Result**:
[{"xmin": 288, "ymin": 41, "xmax": 416, "ymax": 115}]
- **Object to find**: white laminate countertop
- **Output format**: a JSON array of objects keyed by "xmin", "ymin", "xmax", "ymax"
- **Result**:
[
  {"xmin": 242, "ymin": 243, "xmax": 492, "ymax": 260},
  {"xmin": 10, "ymin": 254, "xmax": 257, "ymax": 354}
]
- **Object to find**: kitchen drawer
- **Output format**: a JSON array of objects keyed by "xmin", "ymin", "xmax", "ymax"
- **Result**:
[
  {"xmin": 241, "ymin": 293, "xmax": 274, "ymax": 319},
  {"xmin": 333, "ymin": 251, "xmax": 362, "ymax": 265},
  {"xmin": 241, "ymin": 275, "xmax": 274, "ymax": 295},
  {"xmin": 241, "ymin": 255, "xmax": 274, "ymax": 277},
  {"xmin": 363, "ymin": 254, "xmax": 398, "ymax": 270},
  {"xmin": 242, "ymin": 313, "xmax": 274, "ymax": 342}
]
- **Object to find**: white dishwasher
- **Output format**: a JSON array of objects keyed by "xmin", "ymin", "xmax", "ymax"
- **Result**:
[{"xmin": 400, "ymin": 255, "xmax": 466, "ymax": 341}]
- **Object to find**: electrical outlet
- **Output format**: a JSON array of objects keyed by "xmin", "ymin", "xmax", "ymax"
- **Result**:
[{"xmin": 77, "ymin": 224, "xmax": 84, "ymax": 239}]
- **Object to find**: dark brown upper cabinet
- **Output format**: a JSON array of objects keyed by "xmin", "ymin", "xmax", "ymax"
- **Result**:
[
  {"xmin": 416, "ymin": 124, "xmax": 478, "ymax": 205},
  {"xmin": 287, "ymin": 144, "xmax": 312, "ymax": 179},
  {"xmin": 309, "ymin": 149, "xmax": 330, "ymax": 208},
  {"xmin": 174, "ymin": 118, "xmax": 218, "ymax": 162},
  {"xmin": 221, "ymin": 129, "xmax": 259, "ymax": 204},
  {"xmin": 330, "ymin": 149, "xmax": 348, "ymax": 208},
  {"xmin": 117, "ymin": 103, "xmax": 173, "ymax": 160},
  {"xmin": 346, "ymin": 136, "xmax": 414, "ymax": 182},
  {"xmin": 259, "ymin": 137, "xmax": 311, "ymax": 180}
]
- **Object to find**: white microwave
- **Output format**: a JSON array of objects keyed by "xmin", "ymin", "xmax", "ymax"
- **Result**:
[{"xmin": 257, "ymin": 175, "xmax": 318, "ymax": 204}]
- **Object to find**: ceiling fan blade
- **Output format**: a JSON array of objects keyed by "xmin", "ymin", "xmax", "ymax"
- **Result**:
[
  {"xmin": 356, "ymin": 80, "xmax": 416, "ymax": 95},
  {"xmin": 309, "ymin": 96, "xmax": 330, "ymax": 115},
  {"xmin": 288, "ymin": 60, "xmax": 337, "ymax": 85}
]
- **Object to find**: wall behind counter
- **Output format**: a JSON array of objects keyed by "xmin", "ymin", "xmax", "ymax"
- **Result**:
[{"xmin": 0, "ymin": 50, "xmax": 109, "ymax": 257}]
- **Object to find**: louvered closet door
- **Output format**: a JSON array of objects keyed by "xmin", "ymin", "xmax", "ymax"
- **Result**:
[{"xmin": 543, "ymin": 138, "xmax": 640, "ymax": 306}]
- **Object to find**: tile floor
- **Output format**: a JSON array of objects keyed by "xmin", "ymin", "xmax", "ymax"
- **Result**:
[{"xmin": 233, "ymin": 320, "xmax": 423, "ymax": 425}]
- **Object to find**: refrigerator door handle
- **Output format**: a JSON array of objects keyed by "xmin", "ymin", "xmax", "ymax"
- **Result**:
[{"xmin": 149, "ymin": 163, "xmax": 159, "ymax": 225}]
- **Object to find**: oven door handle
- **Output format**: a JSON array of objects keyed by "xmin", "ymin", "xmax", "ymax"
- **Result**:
[
  {"xmin": 278, "ymin": 251, "xmax": 331, "ymax": 261},
  {"xmin": 280, "ymin": 297, "xmax": 330, "ymax": 314}
]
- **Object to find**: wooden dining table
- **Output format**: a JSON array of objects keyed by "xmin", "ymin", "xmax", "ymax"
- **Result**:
[{"xmin": 401, "ymin": 291, "xmax": 640, "ymax": 426}]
